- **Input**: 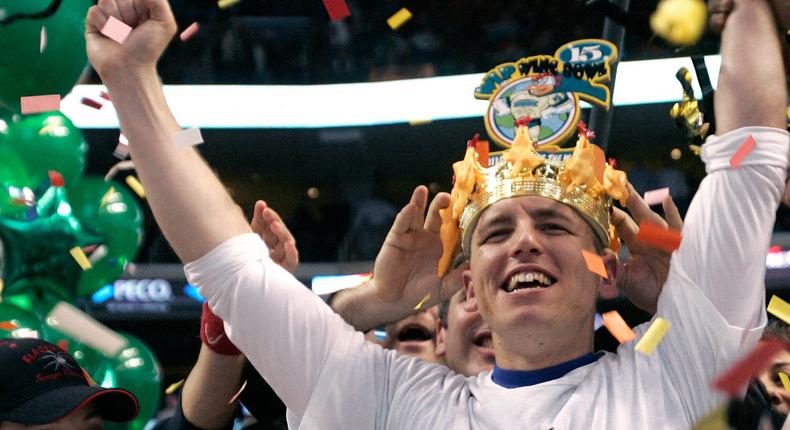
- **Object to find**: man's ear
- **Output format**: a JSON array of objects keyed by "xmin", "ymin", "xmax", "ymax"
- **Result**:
[
  {"xmin": 598, "ymin": 249, "xmax": 619, "ymax": 300},
  {"xmin": 435, "ymin": 322, "xmax": 447, "ymax": 358},
  {"xmin": 463, "ymin": 270, "xmax": 478, "ymax": 312}
]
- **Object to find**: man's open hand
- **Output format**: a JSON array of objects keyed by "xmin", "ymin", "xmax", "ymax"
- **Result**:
[
  {"xmin": 611, "ymin": 183, "xmax": 684, "ymax": 314},
  {"xmin": 371, "ymin": 186, "xmax": 458, "ymax": 312}
]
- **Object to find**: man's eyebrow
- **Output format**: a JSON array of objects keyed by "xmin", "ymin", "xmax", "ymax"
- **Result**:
[
  {"xmin": 529, "ymin": 208, "xmax": 575, "ymax": 224},
  {"xmin": 476, "ymin": 214, "xmax": 513, "ymax": 233}
]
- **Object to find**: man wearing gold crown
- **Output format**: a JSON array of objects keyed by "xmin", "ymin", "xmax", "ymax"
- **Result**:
[{"xmin": 85, "ymin": 0, "xmax": 788, "ymax": 426}]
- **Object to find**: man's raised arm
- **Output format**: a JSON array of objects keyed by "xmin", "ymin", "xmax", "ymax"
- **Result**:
[{"xmin": 85, "ymin": 0, "xmax": 250, "ymax": 263}]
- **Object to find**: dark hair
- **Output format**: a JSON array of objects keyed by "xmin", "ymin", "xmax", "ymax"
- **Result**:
[{"xmin": 763, "ymin": 317, "xmax": 790, "ymax": 343}]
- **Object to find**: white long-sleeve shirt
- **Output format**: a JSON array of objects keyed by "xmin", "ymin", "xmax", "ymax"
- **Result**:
[{"xmin": 186, "ymin": 127, "xmax": 789, "ymax": 429}]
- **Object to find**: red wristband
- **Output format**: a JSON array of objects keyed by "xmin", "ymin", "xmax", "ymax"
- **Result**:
[{"xmin": 200, "ymin": 302, "xmax": 241, "ymax": 355}]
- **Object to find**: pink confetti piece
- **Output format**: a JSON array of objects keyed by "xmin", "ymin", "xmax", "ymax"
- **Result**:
[
  {"xmin": 173, "ymin": 128, "xmax": 203, "ymax": 148},
  {"xmin": 227, "ymin": 380, "xmax": 248, "ymax": 404},
  {"xmin": 20, "ymin": 94, "xmax": 60, "ymax": 114},
  {"xmin": 712, "ymin": 339, "xmax": 786, "ymax": 396},
  {"xmin": 100, "ymin": 91, "xmax": 111, "ymax": 101},
  {"xmin": 730, "ymin": 135, "xmax": 756, "ymax": 168},
  {"xmin": 322, "ymin": 0, "xmax": 350, "ymax": 21},
  {"xmin": 113, "ymin": 142, "xmax": 129, "ymax": 160},
  {"xmin": 101, "ymin": 16, "xmax": 132, "ymax": 44},
  {"xmin": 40, "ymin": 26, "xmax": 47, "ymax": 53},
  {"xmin": 643, "ymin": 188, "xmax": 670, "ymax": 206},
  {"xmin": 180, "ymin": 22, "xmax": 200, "ymax": 42},
  {"xmin": 81, "ymin": 97, "xmax": 103, "ymax": 110}
]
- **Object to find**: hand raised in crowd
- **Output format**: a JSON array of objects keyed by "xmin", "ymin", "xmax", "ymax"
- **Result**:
[
  {"xmin": 85, "ymin": 0, "xmax": 178, "ymax": 80},
  {"xmin": 250, "ymin": 200, "xmax": 299, "ymax": 274},
  {"xmin": 611, "ymin": 183, "xmax": 683, "ymax": 314},
  {"xmin": 371, "ymin": 186, "xmax": 459, "ymax": 313}
]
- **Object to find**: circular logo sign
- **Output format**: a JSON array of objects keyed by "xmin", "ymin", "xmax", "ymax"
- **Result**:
[{"xmin": 485, "ymin": 74, "xmax": 580, "ymax": 149}]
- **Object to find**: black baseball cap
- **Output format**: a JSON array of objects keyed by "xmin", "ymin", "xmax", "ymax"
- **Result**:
[{"xmin": 0, "ymin": 338, "xmax": 139, "ymax": 425}]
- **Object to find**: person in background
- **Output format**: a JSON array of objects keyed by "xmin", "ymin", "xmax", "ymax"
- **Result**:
[{"xmin": 0, "ymin": 338, "xmax": 139, "ymax": 430}]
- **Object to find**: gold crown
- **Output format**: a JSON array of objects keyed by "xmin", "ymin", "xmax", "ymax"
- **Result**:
[{"xmin": 437, "ymin": 124, "xmax": 629, "ymax": 276}]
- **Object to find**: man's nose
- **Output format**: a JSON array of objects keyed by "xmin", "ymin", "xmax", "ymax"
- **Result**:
[{"xmin": 510, "ymin": 224, "xmax": 543, "ymax": 258}]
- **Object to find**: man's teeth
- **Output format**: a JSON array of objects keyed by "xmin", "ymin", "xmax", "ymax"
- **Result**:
[{"xmin": 505, "ymin": 272, "xmax": 553, "ymax": 292}]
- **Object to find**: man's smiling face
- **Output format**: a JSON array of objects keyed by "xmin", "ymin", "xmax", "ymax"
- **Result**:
[{"xmin": 464, "ymin": 196, "xmax": 616, "ymax": 366}]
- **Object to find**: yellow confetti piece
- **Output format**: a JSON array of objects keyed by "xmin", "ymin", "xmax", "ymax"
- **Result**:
[
  {"xmin": 413, "ymin": 293, "xmax": 431, "ymax": 310},
  {"xmin": 408, "ymin": 118, "xmax": 433, "ymax": 126},
  {"xmin": 0, "ymin": 278, "xmax": 4, "ymax": 302},
  {"xmin": 780, "ymin": 372, "xmax": 790, "ymax": 393},
  {"xmin": 100, "ymin": 186, "xmax": 117, "ymax": 208},
  {"xmin": 387, "ymin": 8, "xmax": 412, "ymax": 30},
  {"xmin": 634, "ymin": 317, "xmax": 671, "ymax": 356},
  {"xmin": 217, "ymin": 0, "xmax": 240, "ymax": 9},
  {"xmin": 768, "ymin": 295, "xmax": 790, "ymax": 326},
  {"xmin": 125, "ymin": 175, "xmax": 145, "ymax": 199},
  {"xmin": 165, "ymin": 379, "xmax": 185, "ymax": 395},
  {"xmin": 69, "ymin": 247, "xmax": 93, "ymax": 270},
  {"xmin": 692, "ymin": 404, "xmax": 728, "ymax": 430}
]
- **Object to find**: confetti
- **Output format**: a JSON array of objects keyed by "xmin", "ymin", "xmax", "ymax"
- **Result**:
[
  {"xmin": 69, "ymin": 246, "xmax": 93, "ymax": 270},
  {"xmin": 57, "ymin": 339, "xmax": 69, "ymax": 351},
  {"xmin": 88, "ymin": 245, "xmax": 108, "ymax": 264},
  {"xmin": 165, "ymin": 379, "xmax": 185, "ymax": 395},
  {"xmin": 475, "ymin": 140, "xmax": 490, "ymax": 168},
  {"xmin": 20, "ymin": 94, "xmax": 60, "ymax": 115},
  {"xmin": 643, "ymin": 187, "xmax": 670, "ymax": 206},
  {"xmin": 12, "ymin": 328, "xmax": 38, "ymax": 339},
  {"xmin": 0, "ymin": 278, "xmax": 4, "ymax": 303},
  {"xmin": 227, "ymin": 379, "xmax": 248, "ymax": 404},
  {"xmin": 601, "ymin": 310, "xmax": 636, "ymax": 344},
  {"xmin": 101, "ymin": 16, "xmax": 132, "ymax": 44},
  {"xmin": 387, "ymin": 8, "xmax": 412, "ymax": 30},
  {"xmin": 780, "ymin": 372, "xmax": 790, "ymax": 393},
  {"xmin": 768, "ymin": 295, "xmax": 790, "ymax": 326},
  {"xmin": 0, "ymin": 321, "xmax": 18, "ymax": 331},
  {"xmin": 113, "ymin": 142, "xmax": 129, "ymax": 160},
  {"xmin": 594, "ymin": 312, "xmax": 604, "ymax": 331},
  {"xmin": 730, "ymin": 134, "xmax": 756, "ymax": 168},
  {"xmin": 217, "ymin": 0, "xmax": 241, "ymax": 9},
  {"xmin": 100, "ymin": 91, "xmax": 111, "ymax": 101},
  {"xmin": 173, "ymin": 128, "xmax": 204, "ymax": 148},
  {"xmin": 100, "ymin": 186, "xmax": 117, "ymax": 208},
  {"xmin": 692, "ymin": 404, "xmax": 728, "ymax": 430},
  {"xmin": 104, "ymin": 160, "xmax": 135, "ymax": 181},
  {"xmin": 47, "ymin": 301, "xmax": 128, "ymax": 357},
  {"xmin": 180, "ymin": 22, "xmax": 200, "ymax": 42},
  {"xmin": 636, "ymin": 220, "xmax": 682, "ymax": 252},
  {"xmin": 48, "ymin": 170, "xmax": 64, "ymax": 187},
  {"xmin": 39, "ymin": 26, "xmax": 46, "ymax": 53},
  {"xmin": 414, "ymin": 292, "xmax": 431, "ymax": 310},
  {"xmin": 81, "ymin": 97, "xmax": 103, "ymax": 110},
  {"xmin": 125, "ymin": 175, "xmax": 145, "ymax": 199},
  {"xmin": 581, "ymin": 249, "xmax": 608, "ymax": 279},
  {"xmin": 712, "ymin": 339, "xmax": 786, "ymax": 396},
  {"xmin": 321, "ymin": 0, "xmax": 350, "ymax": 21},
  {"xmin": 634, "ymin": 317, "xmax": 671, "ymax": 356},
  {"xmin": 408, "ymin": 119, "xmax": 433, "ymax": 126}
]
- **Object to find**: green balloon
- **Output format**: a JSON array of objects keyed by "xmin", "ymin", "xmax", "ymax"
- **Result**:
[
  {"xmin": 67, "ymin": 176, "xmax": 143, "ymax": 297},
  {"xmin": 99, "ymin": 333, "xmax": 162, "ymax": 430},
  {"xmin": 0, "ymin": 142, "xmax": 33, "ymax": 216},
  {"xmin": 0, "ymin": 0, "xmax": 93, "ymax": 113},
  {"xmin": 0, "ymin": 112, "xmax": 87, "ymax": 188}
]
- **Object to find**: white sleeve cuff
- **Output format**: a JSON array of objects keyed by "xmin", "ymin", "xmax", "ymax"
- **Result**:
[{"xmin": 701, "ymin": 126, "xmax": 789, "ymax": 173}]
